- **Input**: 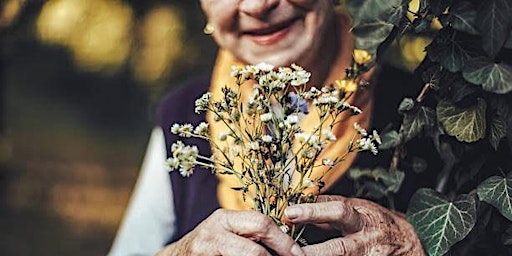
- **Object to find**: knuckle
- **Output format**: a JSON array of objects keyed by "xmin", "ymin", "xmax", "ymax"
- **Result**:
[
  {"xmin": 246, "ymin": 245, "xmax": 268, "ymax": 256},
  {"xmin": 254, "ymin": 214, "xmax": 273, "ymax": 232},
  {"xmin": 330, "ymin": 239, "xmax": 348, "ymax": 255},
  {"xmin": 188, "ymin": 239, "xmax": 206, "ymax": 255}
]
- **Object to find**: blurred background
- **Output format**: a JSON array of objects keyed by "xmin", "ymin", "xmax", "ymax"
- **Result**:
[
  {"xmin": 0, "ymin": 0, "xmax": 427, "ymax": 255},
  {"xmin": 0, "ymin": 0, "xmax": 216, "ymax": 255}
]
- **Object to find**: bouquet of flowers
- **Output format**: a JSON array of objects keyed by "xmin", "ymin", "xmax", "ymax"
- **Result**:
[{"xmin": 166, "ymin": 62, "xmax": 380, "ymax": 241}]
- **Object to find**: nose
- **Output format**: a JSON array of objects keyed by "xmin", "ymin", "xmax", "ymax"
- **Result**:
[{"xmin": 239, "ymin": 0, "xmax": 280, "ymax": 18}]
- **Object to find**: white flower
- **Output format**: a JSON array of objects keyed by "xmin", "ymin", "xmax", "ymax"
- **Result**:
[
  {"xmin": 356, "ymin": 138, "xmax": 378, "ymax": 155},
  {"xmin": 218, "ymin": 132, "xmax": 228, "ymax": 141},
  {"xmin": 285, "ymin": 114, "xmax": 299, "ymax": 125},
  {"xmin": 249, "ymin": 141, "xmax": 260, "ymax": 151},
  {"xmin": 260, "ymin": 112, "xmax": 273, "ymax": 122},
  {"xmin": 170, "ymin": 123, "xmax": 180, "ymax": 134},
  {"xmin": 170, "ymin": 124, "xmax": 194, "ymax": 137},
  {"xmin": 245, "ymin": 65, "xmax": 259, "ymax": 75},
  {"xmin": 193, "ymin": 122, "xmax": 209, "ymax": 136},
  {"xmin": 262, "ymin": 135, "xmax": 273, "ymax": 143},
  {"xmin": 255, "ymin": 62, "xmax": 274, "ymax": 72},
  {"xmin": 302, "ymin": 178, "xmax": 315, "ymax": 188},
  {"xmin": 291, "ymin": 63, "xmax": 304, "ymax": 71},
  {"xmin": 195, "ymin": 92, "xmax": 211, "ymax": 114},
  {"xmin": 294, "ymin": 132, "xmax": 308, "ymax": 144},
  {"xmin": 179, "ymin": 165, "xmax": 194, "ymax": 177},
  {"xmin": 166, "ymin": 157, "xmax": 180, "ymax": 171},
  {"xmin": 322, "ymin": 129, "xmax": 336, "ymax": 141},
  {"xmin": 371, "ymin": 130, "xmax": 382, "ymax": 145},
  {"xmin": 230, "ymin": 65, "xmax": 243, "ymax": 77},
  {"xmin": 322, "ymin": 158, "xmax": 334, "ymax": 167},
  {"xmin": 291, "ymin": 70, "xmax": 311, "ymax": 86},
  {"xmin": 353, "ymin": 122, "xmax": 368, "ymax": 136}
]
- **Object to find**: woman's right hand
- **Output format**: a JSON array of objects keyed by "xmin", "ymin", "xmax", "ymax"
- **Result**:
[{"xmin": 155, "ymin": 209, "xmax": 305, "ymax": 256}]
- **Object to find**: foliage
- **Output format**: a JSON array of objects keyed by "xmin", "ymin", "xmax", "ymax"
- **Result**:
[{"xmin": 346, "ymin": 0, "xmax": 512, "ymax": 254}]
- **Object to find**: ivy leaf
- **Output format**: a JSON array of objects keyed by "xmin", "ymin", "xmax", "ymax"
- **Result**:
[
  {"xmin": 400, "ymin": 106, "xmax": 436, "ymax": 142},
  {"xmin": 451, "ymin": 1, "xmax": 479, "ymax": 35},
  {"xmin": 463, "ymin": 57, "xmax": 512, "ymax": 94},
  {"xmin": 398, "ymin": 97, "xmax": 415, "ymax": 114},
  {"xmin": 348, "ymin": 167, "xmax": 404, "ymax": 199},
  {"xmin": 437, "ymin": 98, "xmax": 487, "ymax": 143},
  {"xmin": 345, "ymin": 0, "xmax": 407, "ymax": 26},
  {"xmin": 352, "ymin": 21, "xmax": 395, "ymax": 53},
  {"xmin": 489, "ymin": 115, "xmax": 507, "ymax": 150},
  {"xmin": 505, "ymin": 30, "xmax": 512, "ymax": 49},
  {"xmin": 477, "ymin": 176, "xmax": 512, "ymax": 222},
  {"xmin": 407, "ymin": 189, "xmax": 477, "ymax": 256},
  {"xmin": 379, "ymin": 130, "xmax": 400, "ymax": 150},
  {"xmin": 476, "ymin": 0, "xmax": 512, "ymax": 57},
  {"xmin": 427, "ymin": 29, "xmax": 480, "ymax": 72},
  {"xmin": 446, "ymin": 74, "xmax": 480, "ymax": 103}
]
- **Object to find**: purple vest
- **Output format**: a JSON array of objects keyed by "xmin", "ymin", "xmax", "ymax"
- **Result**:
[
  {"xmin": 158, "ymin": 68, "xmax": 438, "ymax": 243},
  {"xmin": 158, "ymin": 74, "xmax": 220, "ymax": 241}
]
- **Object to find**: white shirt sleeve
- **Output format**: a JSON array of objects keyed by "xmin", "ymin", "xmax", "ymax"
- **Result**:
[{"xmin": 108, "ymin": 127, "xmax": 176, "ymax": 256}]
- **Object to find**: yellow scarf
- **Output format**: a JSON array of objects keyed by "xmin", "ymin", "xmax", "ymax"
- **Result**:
[{"xmin": 207, "ymin": 13, "xmax": 375, "ymax": 210}]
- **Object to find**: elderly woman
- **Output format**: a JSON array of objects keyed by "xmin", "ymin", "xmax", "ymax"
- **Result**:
[{"xmin": 109, "ymin": 1, "xmax": 426, "ymax": 255}]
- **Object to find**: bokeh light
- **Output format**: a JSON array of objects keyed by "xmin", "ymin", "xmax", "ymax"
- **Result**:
[
  {"xmin": 132, "ymin": 5, "xmax": 184, "ymax": 84},
  {"xmin": 37, "ymin": 0, "xmax": 133, "ymax": 73}
]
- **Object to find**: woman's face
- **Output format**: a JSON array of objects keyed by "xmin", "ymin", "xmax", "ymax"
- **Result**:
[{"xmin": 200, "ymin": 0, "xmax": 336, "ymax": 68}]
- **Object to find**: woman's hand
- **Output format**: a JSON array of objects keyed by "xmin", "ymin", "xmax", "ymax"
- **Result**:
[
  {"xmin": 284, "ymin": 195, "xmax": 425, "ymax": 256},
  {"xmin": 155, "ymin": 209, "xmax": 305, "ymax": 256}
]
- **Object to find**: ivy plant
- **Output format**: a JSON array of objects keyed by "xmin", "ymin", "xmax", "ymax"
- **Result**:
[{"xmin": 345, "ymin": 0, "xmax": 512, "ymax": 255}]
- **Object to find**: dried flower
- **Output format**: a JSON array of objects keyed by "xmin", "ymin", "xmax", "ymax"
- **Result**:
[{"xmin": 165, "ymin": 63, "xmax": 379, "ymax": 241}]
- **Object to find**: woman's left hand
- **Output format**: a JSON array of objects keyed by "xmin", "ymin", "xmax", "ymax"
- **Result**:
[{"xmin": 283, "ymin": 195, "xmax": 425, "ymax": 256}]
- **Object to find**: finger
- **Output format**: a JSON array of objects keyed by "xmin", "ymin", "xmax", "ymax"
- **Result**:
[
  {"xmin": 219, "ymin": 210, "xmax": 305, "ymax": 256},
  {"xmin": 216, "ymin": 232, "xmax": 273, "ymax": 256},
  {"xmin": 302, "ymin": 232, "xmax": 379, "ymax": 256},
  {"xmin": 283, "ymin": 196, "xmax": 363, "ymax": 233}
]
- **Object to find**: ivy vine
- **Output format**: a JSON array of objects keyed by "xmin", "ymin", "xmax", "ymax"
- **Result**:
[{"xmin": 345, "ymin": 0, "xmax": 512, "ymax": 255}]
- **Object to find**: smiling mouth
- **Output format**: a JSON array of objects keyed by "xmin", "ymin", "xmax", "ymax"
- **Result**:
[{"xmin": 242, "ymin": 18, "xmax": 299, "ymax": 45}]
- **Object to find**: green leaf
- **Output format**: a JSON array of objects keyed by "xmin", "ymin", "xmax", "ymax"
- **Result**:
[
  {"xmin": 352, "ymin": 21, "xmax": 395, "ymax": 53},
  {"xmin": 427, "ymin": 29, "xmax": 480, "ymax": 72},
  {"xmin": 437, "ymin": 99, "xmax": 487, "ymax": 143},
  {"xmin": 489, "ymin": 115, "xmax": 507, "ymax": 150},
  {"xmin": 379, "ymin": 130, "xmax": 400, "ymax": 150},
  {"xmin": 407, "ymin": 189, "xmax": 477, "ymax": 256},
  {"xmin": 398, "ymin": 98, "xmax": 415, "ymax": 113},
  {"xmin": 345, "ymin": 0, "xmax": 407, "ymax": 26},
  {"xmin": 348, "ymin": 167, "xmax": 404, "ymax": 199},
  {"xmin": 505, "ymin": 30, "xmax": 512, "ymax": 49},
  {"xmin": 476, "ymin": 0, "xmax": 512, "ymax": 57},
  {"xmin": 463, "ymin": 57, "xmax": 512, "ymax": 94},
  {"xmin": 446, "ymin": 74, "xmax": 480, "ymax": 103},
  {"xmin": 450, "ymin": 1, "xmax": 479, "ymax": 35},
  {"xmin": 400, "ymin": 106, "xmax": 436, "ymax": 142},
  {"xmin": 477, "ymin": 176, "xmax": 512, "ymax": 221}
]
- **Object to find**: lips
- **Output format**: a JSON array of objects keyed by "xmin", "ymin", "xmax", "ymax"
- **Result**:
[{"xmin": 242, "ymin": 18, "xmax": 299, "ymax": 45}]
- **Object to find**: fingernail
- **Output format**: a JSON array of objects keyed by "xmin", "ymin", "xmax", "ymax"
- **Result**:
[
  {"xmin": 290, "ymin": 244, "xmax": 305, "ymax": 256},
  {"xmin": 285, "ymin": 207, "xmax": 302, "ymax": 220}
]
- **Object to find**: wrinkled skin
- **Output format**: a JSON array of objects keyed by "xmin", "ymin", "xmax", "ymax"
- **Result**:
[
  {"xmin": 155, "ymin": 209, "xmax": 305, "ymax": 256},
  {"xmin": 284, "ymin": 195, "xmax": 426, "ymax": 256}
]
